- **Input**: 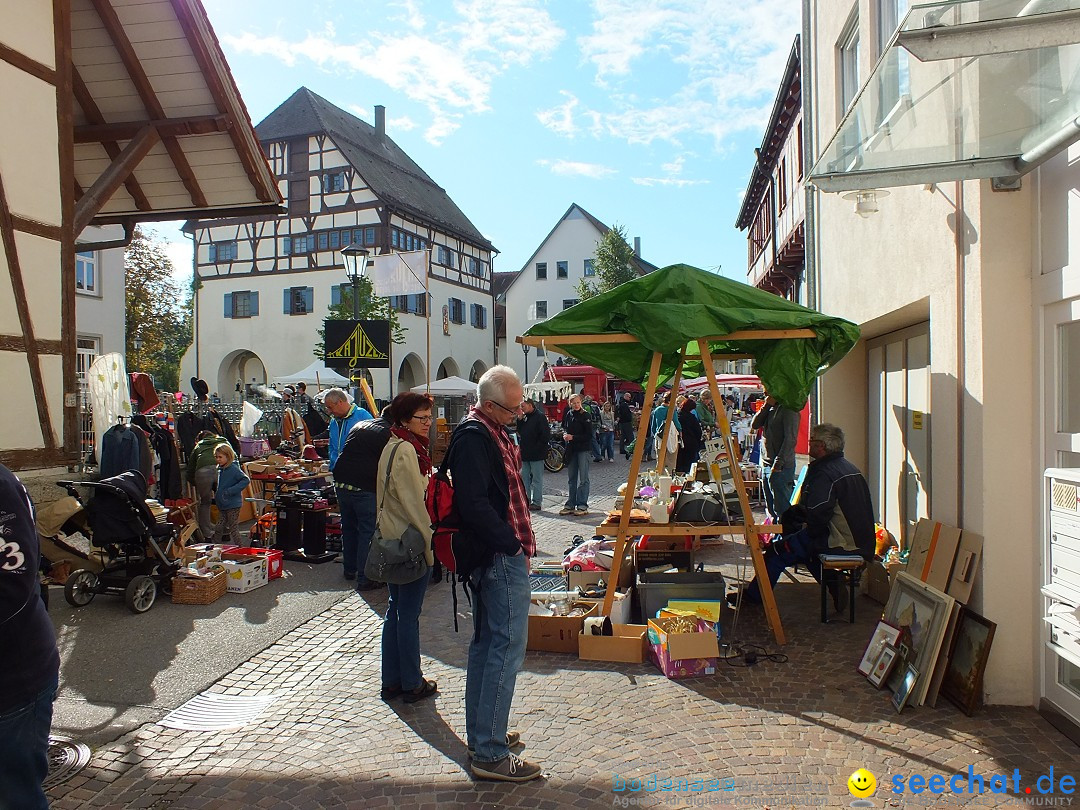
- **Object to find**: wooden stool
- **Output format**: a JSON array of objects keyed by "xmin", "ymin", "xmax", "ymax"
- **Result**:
[{"xmin": 819, "ymin": 554, "xmax": 865, "ymax": 624}]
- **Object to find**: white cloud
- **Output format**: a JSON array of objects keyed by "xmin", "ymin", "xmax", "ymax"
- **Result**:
[
  {"xmin": 630, "ymin": 176, "xmax": 710, "ymax": 187},
  {"xmin": 662, "ymin": 155, "xmax": 685, "ymax": 175},
  {"xmin": 390, "ymin": 115, "xmax": 418, "ymax": 131},
  {"xmin": 537, "ymin": 159, "xmax": 617, "ymax": 179},
  {"xmin": 222, "ymin": 1, "xmax": 564, "ymax": 145},
  {"xmin": 539, "ymin": 0, "xmax": 800, "ymax": 149},
  {"xmin": 535, "ymin": 90, "xmax": 579, "ymax": 137}
]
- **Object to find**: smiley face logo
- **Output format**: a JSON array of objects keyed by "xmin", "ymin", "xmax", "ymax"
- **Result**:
[{"xmin": 848, "ymin": 768, "xmax": 877, "ymax": 798}]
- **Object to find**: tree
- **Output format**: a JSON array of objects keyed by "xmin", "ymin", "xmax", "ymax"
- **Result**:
[
  {"xmin": 576, "ymin": 223, "xmax": 638, "ymax": 302},
  {"xmin": 125, "ymin": 227, "xmax": 190, "ymax": 390},
  {"xmin": 313, "ymin": 276, "xmax": 406, "ymax": 361}
]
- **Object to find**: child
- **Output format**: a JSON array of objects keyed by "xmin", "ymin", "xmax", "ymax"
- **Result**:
[{"xmin": 211, "ymin": 443, "xmax": 249, "ymax": 546}]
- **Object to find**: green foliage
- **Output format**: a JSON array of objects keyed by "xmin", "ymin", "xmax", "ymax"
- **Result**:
[
  {"xmin": 125, "ymin": 227, "xmax": 191, "ymax": 390},
  {"xmin": 313, "ymin": 276, "xmax": 406, "ymax": 360},
  {"xmin": 576, "ymin": 223, "xmax": 638, "ymax": 302}
]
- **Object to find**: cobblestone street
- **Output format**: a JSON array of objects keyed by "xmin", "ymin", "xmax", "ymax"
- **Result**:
[{"xmin": 47, "ymin": 458, "xmax": 1080, "ymax": 808}]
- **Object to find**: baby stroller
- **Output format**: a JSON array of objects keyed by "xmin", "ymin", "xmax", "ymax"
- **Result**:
[{"xmin": 57, "ymin": 470, "xmax": 181, "ymax": 614}]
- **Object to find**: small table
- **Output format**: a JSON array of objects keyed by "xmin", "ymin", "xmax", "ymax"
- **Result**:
[{"xmin": 818, "ymin": 554, "xmax": 865, "ymax": 624}]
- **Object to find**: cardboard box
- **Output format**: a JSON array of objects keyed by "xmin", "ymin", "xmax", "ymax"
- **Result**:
[
  {"xmin": 219, "ymin": 554, "xmax": 268, "ymax": 593},
  {"xmin": 225, "ymin": 547, "xmax": 284, "ymax": 580},
  {"xmin": 865, "ymin": 560, "xmax": 905, "ymax": 604},
  {"xmin": 947, "ymin": 531, "xmax": 983, "ymax": 604},
  {"xmin": 576, "ymin": 588, "xmax": 632, "ymax": 624},
  {"xmin": 182, "ymin": 544, "xmax": 237, "ymax": 565},
  {"xmin": 527, "ymin": 601, "xmax": 597, "ymax": 653},
  {"xmin": 578, "ymin": 624, "xmax": 649, "ymax": 663},
  {"xmin": 647, "ymin": 616, "xmax": 720, "ymax": 679}
]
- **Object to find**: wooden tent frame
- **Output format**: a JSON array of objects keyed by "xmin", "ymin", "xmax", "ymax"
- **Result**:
[{"xmin": 518, "ymin": 328, "xmax": 818, "ymax": 646}]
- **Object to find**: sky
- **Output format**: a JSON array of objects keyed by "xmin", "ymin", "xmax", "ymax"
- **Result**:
[{"xmin": 159, "ymin": 0, "xmax": 801, "ymax": 283}]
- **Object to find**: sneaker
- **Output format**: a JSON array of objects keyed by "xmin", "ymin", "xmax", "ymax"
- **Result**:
[
  {"xmin": 467, "ymin": 731, "xmax": 522, "ymax": 759},
  {"xmin": 559, "ymin": 507, "xmax": 575, "ymax": 516},
  {"xmin": 471, "ymin": 752, "xmax": 542, "ymax": 782},
  {"xmin": 529, "ymin": 503, "xmax": 541, "ymax": 512},
  {"xmin": 573, "ymin": 508, "xmax": 589, "ymax": 516},
  {"xmin": 355, "ymin": 581, "xmax": 384, "ymax": 593}
]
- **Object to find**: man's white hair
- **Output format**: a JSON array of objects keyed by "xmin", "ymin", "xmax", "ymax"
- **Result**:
[
  {"xmin": 323, "ymin": 388, "xmax": 349, "ymax": 405},
  {"xmin": 477, "ymin": 365, "xmax": 521, "ymax": 405}
]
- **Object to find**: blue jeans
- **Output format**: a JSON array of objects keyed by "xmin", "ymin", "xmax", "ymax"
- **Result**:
[
  {"xmin": 564, "ymin": 450, "xmax": 591, "ymax": 509},
  {"xmin": 337, "ymin": 488, "xmax": 376, "ymax": 585},
  {"xmin": 764, "ymin": 463, "xmax": 796, "ymax": 520},
  {"xmin": 381, "ymin": 573, "xmax": 430, "ymax": 691},
  {"xmin": 599, "ymin": 430, "xmax": 615, "ymax": 461},
  {"xmin": 744, "ymin": 528, "xmax": 848, "ymax": 602},
  {"xmin": 591, "ymin": 435, "xmax": 602, "ymax": 461},
  {"xmin": 520, "ymin": 459, "xmax": 544, "ymax": 507},
  {"xmin": 466, "ymin": 552, "xmax": 530, "ymax": 763},
  {"xmin": 0, "ymin": 673, "xmax": 57, "ymax": 810}
]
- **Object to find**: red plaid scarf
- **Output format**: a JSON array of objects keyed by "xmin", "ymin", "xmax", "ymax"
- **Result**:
[{"xmin": 468, "ymin": 406, "xmax": 535, "ymax": 558}]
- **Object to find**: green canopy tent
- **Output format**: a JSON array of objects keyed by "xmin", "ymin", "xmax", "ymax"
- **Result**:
[
  {"xmin": 519, "ymin": 264, "xmax": 861, "ymax": 646},
  {"xmin": 521, "ymin": 264, "xmax": 860, "ymax": 411}
]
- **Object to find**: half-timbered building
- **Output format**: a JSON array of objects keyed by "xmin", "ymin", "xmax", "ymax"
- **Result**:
[{"xmin": 181, "ymin": 87, "xmax": 497, "ymax": 397}]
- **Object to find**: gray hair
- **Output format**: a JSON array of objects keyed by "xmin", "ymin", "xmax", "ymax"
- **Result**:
[
  {"xmin": 811, "ymin": 423, "xmax": 845, "ymax": 454},
  {"xmin": 477, "ymin": 365, "xmax": 521, "ymax": 405},
  {"xmin": 322, "ymin": 388, "xmax": 349, "ymax": 405}
]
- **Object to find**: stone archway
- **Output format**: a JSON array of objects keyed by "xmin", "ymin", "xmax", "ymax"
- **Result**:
[
  {"xmin": 437, "ymin": 357, "xmax": 460, "ymax": 379},
  {"xmin": 397, "ymin": 353, "xmax": 425, "ymax": 393},
  {"xmin": 218, "ymin": 349, "xmax": 267, "ymax": 401},
  {"xmin": 469, "ymin": 360, "xmax": 488, "ymax": 383}
]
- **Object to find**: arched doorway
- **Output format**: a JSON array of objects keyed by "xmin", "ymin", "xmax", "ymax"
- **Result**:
[
  {"xmin": 470, "ymin": 360, "xmax": 488, "ymax": 383},
  {"xmin": 397, "ymin": 353, "xmax": 425, "ymax": 393},
  {"xmin": 218, "ymin": 350, "xmax": 267, "ymax": 401},
  {"xmin": 437, "ymin": 358, "xmax": 460, "ymax": 379}
]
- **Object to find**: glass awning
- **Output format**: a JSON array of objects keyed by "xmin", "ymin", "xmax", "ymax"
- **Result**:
[{"xmin": 810, "ymin": 0, "xmax": 1080, "ymax": 192}]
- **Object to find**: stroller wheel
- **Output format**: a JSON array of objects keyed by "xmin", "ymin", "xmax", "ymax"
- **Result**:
[
  {"xmin": 64, "ymin": 569, "xmax": 98, "ymax": 607},
  {"xmin": 125, "ymin": 575, "xmax": 157, "ymax": 614}
]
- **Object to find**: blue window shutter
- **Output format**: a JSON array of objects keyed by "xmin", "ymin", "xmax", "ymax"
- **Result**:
[
  {"xmin": 224, "ymin": 292, "xmax": 232, "ymax": 317},
  {"xmin": 304, "ymin": 287, "xmax": 313, "ymax": 312},
  {"xmin": 331, "ymin": 285, "xmax": 341, "ymax": 307},
  {"xmin": 284, "ymin": 289, "xmax": 291, "ymax": 314},
  {"xmin": 283, "ymin": 236, "xmax": 291, "ymax": 255},
  {"xmin": 209, "ymin": 243, "xmax": 217, "ymax": 263},
  {"xmin": 250, "ymin": 292, "xmax": 259, "ymax": 316}
]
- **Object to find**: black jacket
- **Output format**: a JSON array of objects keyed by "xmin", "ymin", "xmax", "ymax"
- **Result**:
[
  {"xmin": 783, "ymin": 451, "xmax": 876, "ymax": 558},
  {"xmin": 562, "ymin": 407, "xmax": 593, "ymax": 453},
  {"xmin": 447, "ymin": 419, "xmax": 521, "ymax": 557},
  {"xmin": 516, "ymin": 409, "xmax": 551, "ymax": 462},
  {"xmin": 332, "ymin": 416, "xmax": 391, "ymax": 492},
  {"xmin": 616, "ymin": 400, "xmax": 634, "ymax": 424}
]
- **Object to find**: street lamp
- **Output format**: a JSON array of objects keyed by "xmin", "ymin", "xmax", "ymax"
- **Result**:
[
  {"xmin": 523, "ymin": 343, "xmax": 530, "ymax": 381},
  {"xmin": 341, "ymin": 244, "xmax": 370, "ymax": 321},
  {"xmin": 133, "ymin": 335, "xmax": 143, "ymax": 370}
]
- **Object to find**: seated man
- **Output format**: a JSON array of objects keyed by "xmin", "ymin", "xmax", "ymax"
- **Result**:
[{"xmin": 734, "ymin": 423, "xmax": 876, "ymax": 611}]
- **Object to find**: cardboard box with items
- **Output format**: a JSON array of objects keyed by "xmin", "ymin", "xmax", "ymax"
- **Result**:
[
  {"xmin": 578, "ymin": 623, "xmax": 650, "ymax": 664},
  {"xmin": 219, "ymin": 551, "xmax": 269, "ymax": 594},
  {"xmin": 527, "ymin": 600, "xmax": 598, "ymax": 654},
  {"xmin": 648, "ymin": 615, "xmax": 720, "ymax": 679}
]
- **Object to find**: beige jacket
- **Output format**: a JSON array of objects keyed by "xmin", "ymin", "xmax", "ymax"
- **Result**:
[{"xmin": 376, "ymin": 437, "xmax": 434, "ymax": 566}]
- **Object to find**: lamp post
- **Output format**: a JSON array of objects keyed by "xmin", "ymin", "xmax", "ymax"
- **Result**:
[
  {"xmin": 341, "ymin": 244, "xmax": 370, "ymax": 403},
  {"xmin": 133, "ymin": 335, "xmax": 143, "ymax": 371},
  {"xmin": 523, "ymin": 343, "xmax": 530, "ymax": 381}
]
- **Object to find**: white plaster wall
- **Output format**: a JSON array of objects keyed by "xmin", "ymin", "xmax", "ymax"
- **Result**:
[
  {"xmin": 503, "ymin": 209, "xmax": 605, "ymax": 381},
  {"xmin": 0, "ymin": 62, "xmax": 60, "ymax": 226},
  {"xmin": 74, "ymin": 239, "xmax": 127, "ymax": 355},
  {"xmin": 0, "ymin": 0, "xmax": 56, "ymax": 69}
]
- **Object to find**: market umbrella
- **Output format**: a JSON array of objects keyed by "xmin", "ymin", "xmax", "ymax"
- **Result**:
[{"xmin": 523, "ymin": 264, "xmax": 860, "ymax": 411}]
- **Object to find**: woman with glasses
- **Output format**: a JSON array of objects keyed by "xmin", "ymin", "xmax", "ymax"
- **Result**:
[{"xmin": 377, "ymin": 392, "xmax": 439, "ymax": 704}]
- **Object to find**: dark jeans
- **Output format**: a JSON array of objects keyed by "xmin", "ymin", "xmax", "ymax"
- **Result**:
[
  {"xmin": 337, "ymin": 488, "xmax": 376, "ymax": 586},
  {"xmin": 382, "ymin": 573, "xmax": 430, "ymax": 691},
  {"xmin": 762, "ymin": 462, "xmax": 796, "ymax": 521},
  {"xmin": 744, "ymin": 528, "xmax": 847, "ymax": 603},
  {"xmin": 0, "ymin": 673, "xmax": 58, "ymax": 810},
  {"xmin": 618, "ymin": 422, "xmax": 634, "ymax": 454}
]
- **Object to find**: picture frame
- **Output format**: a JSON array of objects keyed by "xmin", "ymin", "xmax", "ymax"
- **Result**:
[
  {"xmin": 867, "ymin": 645, "xmax": 899, "ymax": 688},
  {"xmin": 882, "ymin": 572, "xmax": 956, "ymax": 705},
  {"xmin": 857, "ymin": 620, "xmax": 902, "ymax": 676},
  {"xmin": 940, "ymin": 608, "xmax": 997, "ymax": 715},
  {"xmin": 892, "ymin": 664, "xmax": 919, "ymax": 713}
]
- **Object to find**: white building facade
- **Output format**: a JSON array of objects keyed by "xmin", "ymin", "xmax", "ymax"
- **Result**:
[
  {"xmin": 804, "ymin": 0, "xmax": 1080, "ymax": 727},
  {"xmin": 497, "ymin": 203, "xmax": 655, "ymax": 382},
  {"xmin": 181, "ymin": 88, "xmax": 496, "ymax": 399}
]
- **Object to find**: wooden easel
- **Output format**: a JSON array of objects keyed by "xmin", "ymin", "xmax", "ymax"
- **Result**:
[{"xmin": 518, "ymin": 329, "xmax": 816, "ymax": 646}]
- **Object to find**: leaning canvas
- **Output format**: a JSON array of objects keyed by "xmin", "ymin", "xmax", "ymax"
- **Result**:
[{"xmin": 883, "ymin": 572, "xmax": 956, "ymax": 705}]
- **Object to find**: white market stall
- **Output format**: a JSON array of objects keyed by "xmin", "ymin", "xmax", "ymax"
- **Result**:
[{"xmin": 273, "ymin": 361, "xmax": 350, "ymax": 389}]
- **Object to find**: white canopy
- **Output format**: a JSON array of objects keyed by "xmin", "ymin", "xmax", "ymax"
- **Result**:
[
  {"xmin": 681, "ymin": 374, "xmax": 762, "ymax": 393},
  {"xmin": 273, "ymin": 361, "xmax": 350, "ymax": 387},
  {"xmin": 411, "ymin": 375, "xmax": 477, "ymax": 396}
]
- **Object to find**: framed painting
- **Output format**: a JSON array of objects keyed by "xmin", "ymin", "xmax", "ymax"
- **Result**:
[
  {"xmin": 868, "ymin": 645, "xmax": 899, "ymax": 688},
  {"xmin": 883, "ymin": 572, "xmax": 956, "ymax": 705},
  {"xmin": 892, "ymin": 664, "xmax": 919, "ymax": 713},
  {"xmin": 940, "ymin": 608, "xmax": 997, "ymax": 715},
  {"xmin": 857, "ymin": 620, "xmax": 902, "ymax": 676}
]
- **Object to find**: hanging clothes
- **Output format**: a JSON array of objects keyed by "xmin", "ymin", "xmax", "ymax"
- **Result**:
[
  {"xmin": 281, "ymin": 407, "xmax": 311, "ymax": 447},
  {"xmin": 129, "ymin": 373, "xmax": 160, "ymax": 414},
  {"xmin": 99, "ymin": 424, "xmax": 141, "ymax": 478},
  {"xmin": 208, "ymin": 408, "xmax": 240, "ymax": 453},
  {"xmin": 175, "ymin": 411, "xmax": 204, "ymax": 460}
]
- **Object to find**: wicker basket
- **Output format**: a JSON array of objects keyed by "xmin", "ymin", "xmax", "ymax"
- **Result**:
[{"xmin": 171, "ymin": 570, "xmax": 227, "ymax": 605}]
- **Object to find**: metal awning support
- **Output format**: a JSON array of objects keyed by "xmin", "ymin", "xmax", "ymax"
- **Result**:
[
  {"xmin": 898, "ymin": 8, "xmax": 1080, "ymax": 62},
  {"xmin": 811, "ymin": 158, "xmax": 1019, "ymax": 193}
]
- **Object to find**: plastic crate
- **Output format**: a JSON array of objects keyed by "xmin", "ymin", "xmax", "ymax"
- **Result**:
[
  {"xmin": 636, "ymin": 571, "xmax": 726, "ymax": 622},
  {"xmin": 224, "ymin": 546, "xmax": 283, "ymax": 580}
]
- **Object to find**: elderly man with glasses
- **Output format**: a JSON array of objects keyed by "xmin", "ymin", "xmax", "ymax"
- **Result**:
[
  {"xmin": 447, "ymin": 365, "xmax": 542, "ymax": 782},
  {"xmin": 732, "ymin": 423, "xmax": 877, "ymax": 613}
]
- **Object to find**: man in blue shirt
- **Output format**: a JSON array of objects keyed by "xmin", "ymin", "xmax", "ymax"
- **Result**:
[{"xmin": 324, "ymin": 389, "xmax": 373, "ymax": 469}]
